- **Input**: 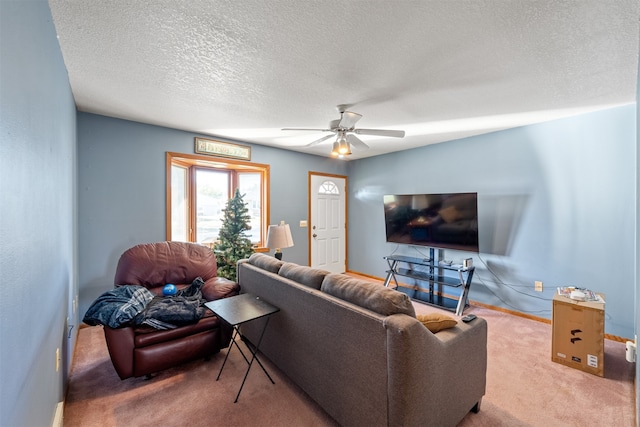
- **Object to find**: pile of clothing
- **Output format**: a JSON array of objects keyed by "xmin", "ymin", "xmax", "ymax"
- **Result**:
[{"xmin": 83, "ymin": 277, "xmax": 207, "ymax": 330}]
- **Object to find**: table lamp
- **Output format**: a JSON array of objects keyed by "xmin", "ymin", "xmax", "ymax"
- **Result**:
[{"xmin": 266, "ymin": 221, "xmax": 294, "ymax": 260}]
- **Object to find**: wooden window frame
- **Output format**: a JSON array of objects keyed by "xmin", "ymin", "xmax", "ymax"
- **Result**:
[{"xmin": 166, "ymin": 151, "xmax": 270, "ymax": 250}]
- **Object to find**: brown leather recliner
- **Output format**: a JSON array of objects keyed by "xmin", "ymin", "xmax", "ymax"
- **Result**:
[{"xmin": 103, "ymin": 241, "xmax": 240, "ymax": 379}]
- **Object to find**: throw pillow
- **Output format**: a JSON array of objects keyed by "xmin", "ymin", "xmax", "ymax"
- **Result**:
[{"xmin": 416, "ymin": 313, "xmax": 458, "ymax": 333}]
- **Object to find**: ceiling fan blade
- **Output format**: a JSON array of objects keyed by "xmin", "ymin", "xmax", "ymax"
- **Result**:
[
  {"xmin": 354, "ymin": 128, "xmax": 405, "ymax": 138},
  {"xmin": 282, "ymin": 128, "xmax": 332, "ymax": 132},
  {"xmin": 306, "ymin": 134, "xmax": 335, "ymax": 147},
  {"xmin": 346, "ymin": 134, "xmax": 369, "ymax": 150},
  {"xmin": 338, "ymin": 111, "xmax": 362, "ymax": 129}
]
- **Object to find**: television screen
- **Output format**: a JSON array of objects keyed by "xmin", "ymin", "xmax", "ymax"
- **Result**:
[{"xmin": 383, "ymin": 192, "xmax": 479, "ymax": 252}]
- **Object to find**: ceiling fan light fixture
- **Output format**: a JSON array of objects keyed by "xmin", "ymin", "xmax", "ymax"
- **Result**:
[
  {"xmin": 337, "ymin": 137, "xmax": 351, "ymax": 155},
  {"xmin": 330, "ymin": 141, "xmax": 340, "ymax": 156},
  {"xmin": 283, "ymin": 106, "xmax": 404, "ymax": 158}
]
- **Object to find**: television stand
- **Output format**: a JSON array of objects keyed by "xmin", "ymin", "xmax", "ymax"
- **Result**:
[{"xmin": 383, "ymin": 249, "xmax": 474, "ymax": 316}]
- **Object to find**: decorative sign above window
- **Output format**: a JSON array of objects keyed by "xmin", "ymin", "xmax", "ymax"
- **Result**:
[{"xmin": 195, "ymin": 137, "xmax": 251, "ymax": 161}]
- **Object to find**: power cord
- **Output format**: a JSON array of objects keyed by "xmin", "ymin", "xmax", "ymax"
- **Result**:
[{"xmin": 470, "ymin": 253, "xmax": 552, "ymax": 314}]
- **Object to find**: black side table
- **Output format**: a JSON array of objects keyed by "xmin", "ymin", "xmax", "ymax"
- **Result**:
[{"xmin": 205, "ymin": 293, "xmax": 280, "ymax": 402}]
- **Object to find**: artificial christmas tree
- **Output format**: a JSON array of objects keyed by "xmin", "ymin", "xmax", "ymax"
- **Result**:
[{"xmin": 213, "ymin": 189, "xmax": 254, "ymax": 280}]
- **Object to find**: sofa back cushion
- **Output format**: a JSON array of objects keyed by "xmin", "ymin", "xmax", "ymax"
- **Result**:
[
  {"xmin": 114, "ymin": 242, "xmax": 218, "ymax": 292},
  {"xmin": 321, "ymin": 274, "xmax": 416, "ymax": 317},
  {"xmin": 247, "ymin": 253, "xmax": 284, "ymax": 273},
  {"xmin": 278, "ymin": 263, "xmax": 329, "ymax": 290}
]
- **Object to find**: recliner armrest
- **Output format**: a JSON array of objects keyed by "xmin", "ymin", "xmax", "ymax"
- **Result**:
[{"xmin": 202, "ymin": 276, "xmax": 240, "ymax": 301}]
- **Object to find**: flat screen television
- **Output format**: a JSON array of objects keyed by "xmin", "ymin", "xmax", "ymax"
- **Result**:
[{"xmin": 383, "ymin": 192, "xmax": 479, "ymax": 252}]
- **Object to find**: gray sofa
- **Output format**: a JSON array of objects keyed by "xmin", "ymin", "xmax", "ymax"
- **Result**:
[{"xmin": 237, "ymin": 253, "xmax": 487, "ymax": 427}]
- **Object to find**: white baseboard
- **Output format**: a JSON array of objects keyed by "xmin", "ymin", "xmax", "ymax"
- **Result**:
[{"xmin": 52, "ymin": 401, "xmax": 63, "ymax": 427}]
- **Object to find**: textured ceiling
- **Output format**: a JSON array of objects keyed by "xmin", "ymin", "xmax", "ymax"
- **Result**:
[{"xmin": 49, "ymin": 0, "xmax": 639, "ymax": 160}]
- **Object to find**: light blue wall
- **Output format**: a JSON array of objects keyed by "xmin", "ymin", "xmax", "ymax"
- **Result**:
[
  {"xmin": 77, "ymin": 113, "xmax": 347, "ymax": 317},
  {"xmin": 347, "ymin": 105, "xmax": 637, "ymax": 339},
  {"xmin": 0, "ymin": 1, "xmax": 78, "ymax": 426},
  {"xmin": 635, "ymin": 42, "xmax": 639, "ymax": 427},
  {"xmin": 0, "ymin": 0, "xmax": 636, "ymax": 423},
  {"xmin": 78, "ymin": 107, "xmax": 637, "ymax": 339}
]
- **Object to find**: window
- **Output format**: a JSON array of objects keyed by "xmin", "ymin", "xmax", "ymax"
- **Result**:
[
  {"xmin": 166, "ymin": 152, "xmax": 270, "ymax": 248},
  {"xmin": 319, "ymin": 180, "xmax": 340, "ymax": 195}
]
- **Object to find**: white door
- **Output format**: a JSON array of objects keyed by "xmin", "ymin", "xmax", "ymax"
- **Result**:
[{"xmin": 309, "ymin": 173, "xmax": 346, "ymax": 273}]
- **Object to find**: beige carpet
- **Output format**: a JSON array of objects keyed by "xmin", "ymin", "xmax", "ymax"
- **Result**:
[
  {"xmin": 431, "ymin": 305, "xmax": 636, "ymax": 426},
  {"xmin": 64, "ymin": 303, "xmax": 635, "ymax": 426}
]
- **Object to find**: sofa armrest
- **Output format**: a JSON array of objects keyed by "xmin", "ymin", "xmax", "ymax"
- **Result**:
[
  {"xmin": 103, "ymin": 326, "xmax": 135, "ymax": 380},
  {"xmin": 384, "ymin": 313, "xmax": 487, "ymax": 426}
]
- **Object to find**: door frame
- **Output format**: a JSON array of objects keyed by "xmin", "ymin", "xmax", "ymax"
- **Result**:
[{"xmin": 308, "ymin": 171, "xmax": 348, "ymax": 270}]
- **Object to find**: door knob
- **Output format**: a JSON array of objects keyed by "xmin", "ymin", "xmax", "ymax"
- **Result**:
[{"xmin": 313, "ymin": 233, "xmax": 317, "ymax": 238}]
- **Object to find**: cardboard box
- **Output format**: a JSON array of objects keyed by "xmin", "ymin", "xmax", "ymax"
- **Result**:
[{"xmin": 551, "ymin": 293, "xmax": 605, "ymax": 377}]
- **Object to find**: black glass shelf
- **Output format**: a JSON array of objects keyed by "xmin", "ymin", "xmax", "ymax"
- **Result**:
[
  {"xmin": 396, "ymin": 286, "xmax": 463, "ymax": 312},
  {"xmin": 388, "ymin": 267, "xmax": 464, "ymax": 287},
  {"xmin": 383, "ymin": 254, "xmax": 472, "ymax": 272},
  {"xmin": 383, "ymin": 250, "xmax": 475, "ymax": 316}
]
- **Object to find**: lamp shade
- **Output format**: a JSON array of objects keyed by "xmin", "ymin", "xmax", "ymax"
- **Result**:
[{"xmin": 266, "ymin": 223, "xmax": 294, "ymax": 259}]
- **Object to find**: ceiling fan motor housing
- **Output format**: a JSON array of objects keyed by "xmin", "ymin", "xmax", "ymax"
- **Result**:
[{"xmin": 282, "ymin": 106, "xmax": 405, "ymax": 155}]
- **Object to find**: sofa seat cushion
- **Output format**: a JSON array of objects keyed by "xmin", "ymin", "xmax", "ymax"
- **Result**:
[
  {"xmin": 417, "ymin": 313, "xmax": 458, "ymax": 333},
  {"xmin": 134, "ymin": 311, "xmax": 220, "ymax": 347},
  {"xmin": 248, "ymin": 253, "xmax": 284, "ymax": 273},
  {"xmin": 278, "ymin": 263, "xmax": 329, "ymax": 290},
  {"xmin": 321, "ymin": 274, "xmax": 416, "ymax": 317}
]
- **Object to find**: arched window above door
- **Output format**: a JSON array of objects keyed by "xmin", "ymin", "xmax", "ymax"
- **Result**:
[{"xmin": 318, "ymin": 180, "xmax": 340, "ymax": 195}]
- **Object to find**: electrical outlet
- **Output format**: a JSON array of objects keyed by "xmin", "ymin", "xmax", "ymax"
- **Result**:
[
  {"xmin": 535, "ymin": 281, "xmax": 543, "ymax": 292},
  {"xmin": 56, "ymin": 348, "xmax": 60, "ymax": 372}
]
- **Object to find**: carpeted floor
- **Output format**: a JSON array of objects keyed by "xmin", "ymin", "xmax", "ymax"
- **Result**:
[
  {"xmin": 442, "ymin": 305, "xmax": 636, "ymax": 426},
  {"xmin": 64, "ymin": 302, "xmax": 635, "ymax": 426}
]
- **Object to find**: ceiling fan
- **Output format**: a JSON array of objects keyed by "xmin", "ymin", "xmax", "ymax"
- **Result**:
[{"xmin": 282, "ymin": 105, "xmax": 405, "ymax": 157}]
